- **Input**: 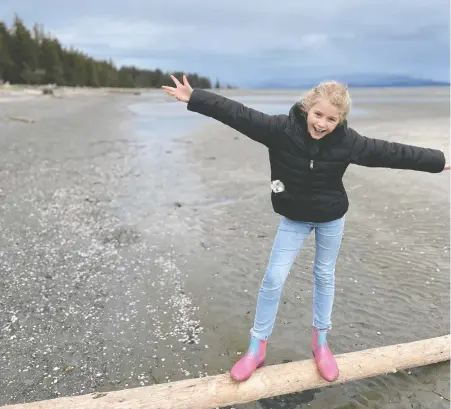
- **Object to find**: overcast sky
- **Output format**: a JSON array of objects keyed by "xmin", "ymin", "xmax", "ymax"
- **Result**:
[{"xmin": 1, "ymin": 0, "xmax": 449, "ymax": 86}]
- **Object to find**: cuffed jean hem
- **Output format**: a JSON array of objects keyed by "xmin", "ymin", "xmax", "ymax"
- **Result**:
[
  {"xmin": 312, "ymin": 324, "xmax": 332, "ymax": 331},
  {"xmin": 250, "ymin": 328, "xmax": 269, "ymax": 341}
]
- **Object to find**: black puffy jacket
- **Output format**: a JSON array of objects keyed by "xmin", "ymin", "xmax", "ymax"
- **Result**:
[{"xmin": 187, "ymin": 89, "xmax": 445, "ymax": 223}]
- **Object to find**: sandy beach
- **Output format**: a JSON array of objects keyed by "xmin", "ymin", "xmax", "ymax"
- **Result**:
[{"xmin": 0, "ymin": 86, "xmax": 449, "ymax": 408}]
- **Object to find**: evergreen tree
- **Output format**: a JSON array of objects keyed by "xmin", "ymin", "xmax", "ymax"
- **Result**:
[
  {"xmin": 0, "ymin": 22, "xmax": 14, "ymax": 82},
  {"xmin": 8, "ymin": 15, "xmax": 39, "ymax": 83}
]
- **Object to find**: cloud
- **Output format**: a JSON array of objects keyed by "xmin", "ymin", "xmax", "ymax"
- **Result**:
[{"xmin": 52, "ymin": 17, "xmax": 186, "ymax": 53}]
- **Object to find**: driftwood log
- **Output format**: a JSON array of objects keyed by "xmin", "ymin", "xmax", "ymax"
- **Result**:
[
  {"xmin": 4, "ymin": 335, "xmax": 449, "ymax": 409},
  {"xmin": 8, "ymin": 116, "xmax": 35, "ymax": 123}
]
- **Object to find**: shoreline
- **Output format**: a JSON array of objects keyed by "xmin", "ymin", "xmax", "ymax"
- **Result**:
[{"xmin": 1, "ymin": 82, "xmax": 449, "ymax": 95}]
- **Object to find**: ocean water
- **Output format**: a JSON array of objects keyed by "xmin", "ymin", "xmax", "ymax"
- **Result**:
[
  {"xmin": 128, "ymin": 91, "xmax": 371, "ymax": 134},
  {"xmin": 129, "ymin": 89, "xmax": 450, "ymax": 133}
]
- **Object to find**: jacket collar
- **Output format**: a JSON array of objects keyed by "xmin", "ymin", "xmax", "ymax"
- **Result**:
[{"xmin": 288, "ymin": 101, "xmax": 347, "ymax": 147}]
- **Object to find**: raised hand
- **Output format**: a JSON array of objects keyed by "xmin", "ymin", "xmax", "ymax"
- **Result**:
[{"xmin": 161, "ymin": 74, "xmax": 193, "ymax": 103}]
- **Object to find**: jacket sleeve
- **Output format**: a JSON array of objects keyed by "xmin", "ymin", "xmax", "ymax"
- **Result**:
[
  {"xmin": 348, "ymin": 129, "xmax": 446, "ymax": 173},
  {"xmin": 187, "ymin": 88, "xmax": 287, "ymax": 149}
]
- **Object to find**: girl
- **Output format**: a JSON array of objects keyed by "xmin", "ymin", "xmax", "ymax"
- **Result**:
[{"xmin": 162, "ymin": 75, "xmax": 448, "ymax": 383}]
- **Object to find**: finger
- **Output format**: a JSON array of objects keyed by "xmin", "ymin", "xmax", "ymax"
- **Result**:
[
  {"xmin": 161, "ymin": 87, "xmax": 177, "ymax": 96},
  {"xmin": 183, "ymin": 74, "xmax": 189, "ymax": 86},
  {"xmin": 161, "ymin": 85, "xmax": 176, "ymax": 91},
  {"xmin": 170, "ymin": 74, "xmax": 182, "ymax": 87},
  {"xmin": 444, "ymin": 164, "xmax": 450, "ymax": 171},
  {"xmin": 162, "ymin": 88, "xmax": 176, "ymax": 97}
]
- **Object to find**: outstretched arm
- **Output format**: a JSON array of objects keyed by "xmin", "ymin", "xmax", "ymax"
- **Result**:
[
  {"xmin": 348, "ymin": 128, "xmax": 448, "ymax": 173},
  {"xmin": 162, "ymin": 75, "xmax": 286, "ymax": 149}
]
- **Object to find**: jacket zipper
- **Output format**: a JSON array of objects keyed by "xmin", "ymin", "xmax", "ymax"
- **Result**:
[{"xmin": 310, "ymin": 159, "xmax": 314, "ymax": 169}]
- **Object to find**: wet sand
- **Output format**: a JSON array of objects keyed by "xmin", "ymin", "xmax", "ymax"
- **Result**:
[{"xmin": 0, "ymin": 87, "xmax": 449, "ymax": 408}]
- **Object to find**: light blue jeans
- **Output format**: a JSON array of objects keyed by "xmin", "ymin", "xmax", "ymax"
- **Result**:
[{"xmin": 251, "ymin": 215, "xmax": 345, "ymax": 340}]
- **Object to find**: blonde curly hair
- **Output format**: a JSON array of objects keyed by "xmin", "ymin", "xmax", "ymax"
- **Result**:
[{"xmin": 300, "ymin": 81, "xmax": 351, "ymax": 123}]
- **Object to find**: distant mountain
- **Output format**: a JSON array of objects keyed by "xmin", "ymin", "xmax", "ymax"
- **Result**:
[{"xmin": 250, "ymin": 74, "xmax": 450, "ymax": 89}]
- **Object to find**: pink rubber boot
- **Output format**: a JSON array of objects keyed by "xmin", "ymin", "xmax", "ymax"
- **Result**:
[
  {"xmin": 312, "ymin": 328, "xmax": 339, "ymax": 382},
  {"xmin": 230, "ymin": 336, "xmax": 266, "ymax": 382}
]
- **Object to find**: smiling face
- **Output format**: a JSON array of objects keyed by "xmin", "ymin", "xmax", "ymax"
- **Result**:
[{"xmin": 306, "ymin": 98, "xmax": 341, "ymax": 139}]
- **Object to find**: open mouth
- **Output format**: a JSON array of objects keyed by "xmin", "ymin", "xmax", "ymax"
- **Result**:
[{"xmin": 313, "ymin": 126, "xmax": 326, "ymax": 134}]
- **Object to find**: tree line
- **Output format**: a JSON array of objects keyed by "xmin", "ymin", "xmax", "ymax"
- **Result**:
[{"xmin": 0, "ymin": 15, "xmax": 217, "ymax": 89}]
